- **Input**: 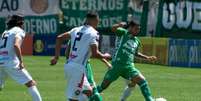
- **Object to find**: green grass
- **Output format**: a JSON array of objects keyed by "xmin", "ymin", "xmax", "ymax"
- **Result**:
[{"xmin": 0, "ymin": 56, "xmax": 201, "ymax": 101}]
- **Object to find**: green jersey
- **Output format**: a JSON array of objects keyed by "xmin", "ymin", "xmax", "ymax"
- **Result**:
[{"xmin": 112, "ymin": 27, "xmax": 141, "ymax": 64}]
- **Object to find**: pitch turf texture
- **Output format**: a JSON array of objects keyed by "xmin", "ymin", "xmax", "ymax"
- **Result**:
[{"xmin": 0, "ymin": 56, "xmax": 201, "ymax": 101}]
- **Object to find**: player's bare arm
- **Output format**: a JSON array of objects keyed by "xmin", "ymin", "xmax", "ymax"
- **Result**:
[
  {"xmin": 65, "ymin": 41, "xmax": 71, "ymax": 59},
  {"xmin": 90, "ymin": 44, "xmax": 111, "ymax": 60},
  {"xmin": 135, "ymin": 52, "xmax": 157, "ymax": 62},
  {"xmin": 111, "ymin": 22, "xmax": 127, "ymax": 33},
  {"xmin": 14, "ymin": 36, "xmax": 24, "ymax": 70},
  {"xmin": 50, "ymin": 32, "xmax": 71, "ymax": 65}
]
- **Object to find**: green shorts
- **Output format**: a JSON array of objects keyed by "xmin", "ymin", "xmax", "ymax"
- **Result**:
[{"xmin": 103, "ymin": 62, "xmax": 140, "ymax": 82}]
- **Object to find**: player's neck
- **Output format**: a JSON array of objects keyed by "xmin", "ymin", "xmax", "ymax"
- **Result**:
[{"xmin": 84, "ymin": 24, "xmax": 96, "ymax": 29}]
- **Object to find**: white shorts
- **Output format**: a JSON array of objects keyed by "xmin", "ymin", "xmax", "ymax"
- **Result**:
[
  {"xmin": 64, "ymin": 62, "xmax": 92, "ymax": 100},
  {"xmin": 0, "ymin": 66, "xmax": 33, "ymax": 85}
]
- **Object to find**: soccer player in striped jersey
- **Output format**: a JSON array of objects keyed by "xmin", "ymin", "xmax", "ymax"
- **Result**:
[{"xmin": 97, "ymin": 20, "xmax": 157, "ymax": 101}]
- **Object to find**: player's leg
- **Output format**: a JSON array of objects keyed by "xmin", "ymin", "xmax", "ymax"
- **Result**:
[
  {"xmin": 78, "ymin": 75, "xmax": 92, "ymax": 101},
  {"xmin": 5, "ymin": 67, "xmax": 42, "ymax": 101},
  {"xmin": 64, "ymin": 63, "xmax": 92, "ymax": 101},
  {"xmin": 64, "ymin": 63, "xmax": 81, "ymax": 101},
  {"xmin": 25, "ymin": 80, "xmax": 42, "ymax": 101},
  {"xmin": 123, "ymin": 65, "xmax": 153, "ymax": 101},
  {"xmin": 120, "ymin": 79, "xmax": 136, "ymax": 101},
  {"xmin": 86, "ymin": 63, "xmax": 102, "ymax": 101},
  {"xmin": 77, "ymin": 73, "xmax": 93, "ymax": 101},
  {"xmin": 97, "ymin": 64, "xmax": 119, "ymax": 93},
  {"xmin": 120, "ymin": 63, "xmax": 136, "ymax": 101},
  {"xmin": 0, "ymin": 68, "xmax": 7, "ymax": 91},
  {"xmin": 85, "ymin": 62, "xmax": 102, "ymax": 101},
  {"xmin": 131, "ymin": 73, "xmax": 154, "ymax": 101}
]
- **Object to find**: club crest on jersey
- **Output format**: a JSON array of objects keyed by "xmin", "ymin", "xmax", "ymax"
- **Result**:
[{"xmin": 75, "ymin": 90, "xmax": 80, "ymax": 95}]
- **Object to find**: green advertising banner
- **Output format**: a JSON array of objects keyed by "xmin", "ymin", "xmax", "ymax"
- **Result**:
[
  {"xmin": 0, "ymin": 18, "xmax": 6, "ymax": 33},
  {"xmin": 60, "ymin": 0, "xmax": 129, "ymax": 29},
  {"xmin": 0, "ymin": 15, "xmax": 59, "ymax": 34},
  {"xmin": 139, "ymin": 0, "xmax": 149, "ymax": 36},
  {"xmin": 0, "ymin": 0, "xmax": 60, "ymax": 34},
  {"xmin": 24, "ymin": 15, "xmax": 59, "ymax": 34},
  {"xmin": 127, "ymin": 0, "xmax": 149, "ymax": 36},
  {"xmin": 156, "ymin": 0, "xmax": 201, "ymax": 38}
]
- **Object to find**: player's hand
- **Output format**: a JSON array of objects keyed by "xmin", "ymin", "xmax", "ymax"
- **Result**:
[
  {"xmin": 103, "ymin": 53, "xmax": 112, "ymax": 60},
  {"xmin": 102, "ymin": 58, "xmax": 112, "ymax": 70},
  {"xmin": 107, "ymin": 63, "xmax": 112, "ymax": 70},
  {"xmin": 50, "ymin": 57, "xmax": 58, "ymax": 65},
  {"xmin": 147, "ymin": 56, "xmax": 157, "ymax": 62},
  {"xmin": 18, "ymin": 62, "xmax": 25, "ymax": 70}
]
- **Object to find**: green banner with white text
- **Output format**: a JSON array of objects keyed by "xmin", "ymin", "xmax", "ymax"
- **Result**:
[
  {"xmin": 0, "ymin": 0, "xmax": 60, "ymax": 34},
  {"xmin": 24, "ymin": 15, "xmax": 59, "ymax": 34},
  {"xmin": 60, "ymin": 0, "xmax": 129, "ymax": 29},
  {"xmin": 156, "ymin": 0, "xmax": 201, "ymax": 39}
]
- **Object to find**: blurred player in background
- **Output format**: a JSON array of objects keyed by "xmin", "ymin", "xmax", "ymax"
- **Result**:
[
  {"xmin": 97, "ymin": 20, "xmax": 157, "ymax": 101},
  {"xmin": 50, "ymin": 11, "xmax": 111, "ymax": 101},
  {"xmin": 0, "ymin": 15, "xmax": 42, "ymax": 101}
]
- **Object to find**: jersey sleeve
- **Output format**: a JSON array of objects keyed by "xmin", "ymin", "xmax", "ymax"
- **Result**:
[
  {"xmin": 15, "ymin": 28, "xmax": 25, "ymax": 40},
  {"xmin": 115, "ymin": 27, "xmax": 127, "ymax": 36},
  {"xmin": 67, "ymin": 27, "xmax": 77, "ymax": 35},
  {"xmin": 135, "ymin": 37, "xmax": 141, "ymax": 54},
  {"xmin": 90, "ymin": 33, "xmax": 99, "ymax": 45}
]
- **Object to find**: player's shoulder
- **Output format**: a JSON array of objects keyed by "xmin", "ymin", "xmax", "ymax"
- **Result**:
[
  {"xmin": 134, "ymin": 36, "xmax": 139, "ymax": 40},
  {"xmin": 73, "ymin": 26, "xmax": 82, "ymax": 30},
  {"xmin": 10, "ymin": 27, "xmax": 24, "ymax": 32},
  {"xmin": 69, "ymin": 26, "xmax": 81, "ymax": 32},
  {"xmin": 88, "ymin": 26, "xmax": 98, "ymax": 33},
  {"xmin": 134, "ymin": 36, "xmax": 141, "ymax": 45},
  {"xmin": 10, "ymin": 27, "xmax": 25, "ymax": 34},
  {"xmin": 117, "ymin": 27, "xmax": 127, "ymax": 32},
  {"xmin": 86, "ymin": 25, "xmax": 98, "ymax": 36},
  {"xmin": 2, "ymin": 30, "xmax": 8, "ymax": 34},
  {"xmin": 67, "ymin": 26, "xmax": 82, "ymax": 37}
]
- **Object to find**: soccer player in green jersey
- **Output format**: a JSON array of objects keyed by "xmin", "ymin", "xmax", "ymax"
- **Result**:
[{"xmin": 97, "ymin": 20, "xmax": 157, "ymax": 101}]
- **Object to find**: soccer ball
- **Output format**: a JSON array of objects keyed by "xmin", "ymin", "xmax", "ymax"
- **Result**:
[{"xmin": 155, "ymin": 97, "xmax": 167, "ymax": 101}]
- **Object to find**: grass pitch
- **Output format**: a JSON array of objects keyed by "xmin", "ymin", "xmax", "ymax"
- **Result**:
[{"xmin": 0, "ymin": 56, "xmax": 201, "ymax": 101}]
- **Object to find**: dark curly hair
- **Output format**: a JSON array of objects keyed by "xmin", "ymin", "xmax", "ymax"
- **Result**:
[{"xmin": 6, "ymin": 14, "xmax": 24, "ymax": 29}]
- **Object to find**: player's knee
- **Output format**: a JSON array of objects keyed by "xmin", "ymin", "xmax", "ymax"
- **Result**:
[
  {"xmin": 102, "ymin": 80, "xmax": 111, "ymax": 88},
  {"xmin": 137, "ymin": 79, "xmax": 148, "ymax": 88},
  {"xmin": 131, "ymin": 74, "xmax": 146, "ymax": 85},
  {"xmin": 25, "ymin": 80, "xmax": 36, "ymax": 87}
]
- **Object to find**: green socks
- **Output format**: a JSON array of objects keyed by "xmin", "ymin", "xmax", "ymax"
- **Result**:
[{"xmin": 138, "ymin": 80, "xmax": 154, "ymax": 101}]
